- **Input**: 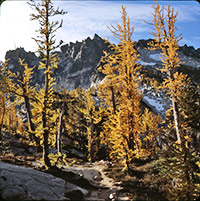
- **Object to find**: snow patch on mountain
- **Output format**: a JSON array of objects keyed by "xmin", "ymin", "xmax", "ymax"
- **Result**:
[
  {"xmin": 143, "ymin": 96, "xmax": 166, "ymax": 114},
  {"xmin": 149, "ymin": 53, "xmax": 163, "ymax": 62},
  {"xmin": 138, "ymin": 60, "xmax": 156, "ymax": 66}
]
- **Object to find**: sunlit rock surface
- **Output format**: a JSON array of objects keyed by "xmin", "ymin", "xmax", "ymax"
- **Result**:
[{"xmin": 0, "ymin": 162, "xmax": 88, "ymax": 200}]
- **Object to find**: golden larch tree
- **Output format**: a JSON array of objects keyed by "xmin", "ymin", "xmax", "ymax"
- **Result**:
[
  {"xmin": 98, "ymin": 6, "xmax": 161, "ymax": 171},
  {"xmin": 0, "ymin": 61, "xmax": 7, "ymax": 135},
  {"xmin": 29, "ymin": 0, "xmax": 66, "ymax": 168},
  {"xmin": 74, "ymin": 88, "xmax": 102, "ymax": 162},
  {"xmin": 148, "ymin": 2, "xmax": 200, "ymax": 200},
  {"xmin": 5, "ymin": 58, "xmax": 40, "ymax": 147},
  {"xmin": 148, "ymin": 0, "xmax": 187, "ymax": 144}
]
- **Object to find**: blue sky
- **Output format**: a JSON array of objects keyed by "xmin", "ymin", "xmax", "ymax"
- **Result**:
[{"xmin": 0, "ymin": 0, "xmax": 199, "ymax": 61}]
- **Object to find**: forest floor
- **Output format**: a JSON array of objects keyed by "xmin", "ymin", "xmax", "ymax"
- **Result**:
[
  {"xmin": 0, "ymin": 131, "xmax": 168, "ymax": 201},
  {"xmin": 0, "ymin": 153, "xmax": 168, "ymax": 200}
]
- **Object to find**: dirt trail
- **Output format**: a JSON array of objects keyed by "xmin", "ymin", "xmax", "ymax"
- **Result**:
[{"xmin": 73, "ymin": 161, "xmax": 130, "ymax": 201}]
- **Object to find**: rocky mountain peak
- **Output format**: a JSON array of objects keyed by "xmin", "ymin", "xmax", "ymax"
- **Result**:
[
  {"xmin": 135, "ymin": 38, "xmax": 154, "ymax": 49},
  {"xmin": 5, "ymin": 48, "xmax": 39, "ymax": 70},
  {"xmin": 4, "ymin": 34, "xmax": 110, "ymax": 90},
  {"xmin": 56, "ymin": 34, "xmax": 110, "ymax": 90},
  {"xmin": 5, "ymin": 48, "xmax": 42, "ymax": 85},
  {"xmin": 4, "ymin": 35, "xmax": 200, "ymax": 114},
  {"xmin": 60, "ymin": 34, "xmax": 108, "ymax": 61},
  {"xmin": 180, "ymin": 44, "xmax": 200, "ymax": 59}
]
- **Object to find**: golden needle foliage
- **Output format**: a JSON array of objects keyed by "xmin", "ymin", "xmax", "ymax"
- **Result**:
[
  {"xmin": 148, "ymin": 0, "xmax": 187, "ymax": 144},
  {"xmin": 98, "ymin": 6, "xmax": 161, "ymax": 170},
  {"xmin": 29, "ymin": 0, "xmax": 66, "ymax": 168}
]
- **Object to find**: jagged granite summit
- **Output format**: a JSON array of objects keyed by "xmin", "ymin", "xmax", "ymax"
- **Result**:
[
  {"xmin": 5, "ymin": 34, "xmax": 200, "ymax": 115},
  {"xmin": 55, "ymin": 34, "xmax": 110, "ymax": 90},
  {"xmin": 5, "ymin": 34, "xmax": 110, "ymax": 90}
]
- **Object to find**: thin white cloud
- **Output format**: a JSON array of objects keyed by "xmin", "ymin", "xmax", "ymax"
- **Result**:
[
  {"xmin": 0, "ymin": 1, "xmax": 199, "ymax": 61},
  {"xmin": 171, "ymin": 3, "xmax": 200, "ymax": 23},
  {"xmin": 55, "ymin": 1, "xmax": 154, "ymax": 44}
]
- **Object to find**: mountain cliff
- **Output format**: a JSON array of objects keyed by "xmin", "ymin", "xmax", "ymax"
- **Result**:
[
  {"xmin": 5, "ymin": 34, "xmax": 200, "ymax": 115},
  {"xmin": 5, "ymin": 34, "xmax": 110, "ymax": 90}
]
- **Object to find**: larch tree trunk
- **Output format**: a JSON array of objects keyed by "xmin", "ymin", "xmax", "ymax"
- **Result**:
[
  {"xmin": 110, "ymin": 86, "xmax": 116, "ymax": 114},
  {"xmin": 57, "ymin": 106, "xmax": 64, "ymax": 153}
]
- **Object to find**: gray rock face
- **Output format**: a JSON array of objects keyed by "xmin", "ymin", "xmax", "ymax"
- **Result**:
[
  {"xmin": 0, "ymin": 162, "xmax": 88, "ymax": 200},
  {"xmin": 5, "ymin": 48, "xmax": 43, "ymax": 86},
  {"xmin": 5, "ymin": 34, "xmax": 110, "ymax": 91},
  {"xmin": 4, "ymin": 35, "xmax": 200, "ymax": 115},
  {"xmin": 5, "ymin": 35, "xmax": 200, "ymax": 91},
  {"xmin": 65, "ymin": 167, "xmax": 102, "ymax": 186},
  {"xmin": 135, "ymin": 39, "xmax": 200, "ymax": 70},
  {"xmin": 56, "ymin": 34, "xmax": 110, "ymax": 90}
]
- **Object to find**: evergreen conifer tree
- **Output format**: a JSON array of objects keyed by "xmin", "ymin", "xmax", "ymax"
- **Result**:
[
  {"xmin": 179, "ymin": 79, "xmax": 200, "ymax": 148},
  {"xmin": 5, "ymin": 58, "xmax": 40, "ymax": 147},
  {"xmin": 148, "ymin": 0, "xmax": 187, "ymax": 144},
  {"xmin": 29, "ymin": 0, "xmax": 66, "ymax": 168},
  {"xmin": 0, "ymin": 61, "xmax": 7, "ymax": 135},
  {"xmin": 179, "ymin": 80, "xmax": 200, "ymax": 131},
  {"xmin": 149, "ymin": 2, "xmax": 200, "ymax": 199},
  {"xmin": 78, "ymin": 88, "xmax": 102, "ymax": 162},
  {"xmin": 98, "ymin": 6, "xmax": 161, "ymax": 171}
]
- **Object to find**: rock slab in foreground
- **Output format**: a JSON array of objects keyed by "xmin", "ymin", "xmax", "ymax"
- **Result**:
[{"xmin": 0, "ymin": 162, "xmax": 88, "ymax": 200}]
